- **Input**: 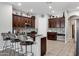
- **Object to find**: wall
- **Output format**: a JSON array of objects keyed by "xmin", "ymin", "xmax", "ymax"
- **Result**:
[
  {"xmin": 65, "ymin": 11, "xmax": 69, "ymax": 43},
  {"xmin": 65, "ymin": 10, "xmax": 79, "ymax": 43},
  {"xmin": 35, "ymin": 15, "xmax": 48, "ymax": 37},
  {"xmin": 68, "ymin": 18, "xmax": 76, "ymax": 41},
  {"xmin": 0, "ymin": 3, "xmax": 12, "ymax": 50}
]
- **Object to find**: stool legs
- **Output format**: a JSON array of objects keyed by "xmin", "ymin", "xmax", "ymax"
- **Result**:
[
  {"xmin": 9, "ymin": 42, "xmax": 15, "ymax": 56},
  {"xmin": 20, "ymin": 45, "xmax": 24, "ymax": 55},
  {"xmin": 14, "ymin": 42, "xmax": 20, "ymax": 56},
  {"xmin": 31, "ymin": 45, "xmax": 33, "ymax": 56},
  {"xmin": 11, "ymin": 42, "xmax": 14, "ymax": 48},
  {"xmin": 23, "ymin": 45, "xmax": 27, "ymax": 56},
  {"xmin": 17, "ymin": 43, "xmax": 20, "ymax": 56},
  {"xmin": 2, "ymin": 40, "xmax": 13, "ymax": 56},
  {"xmin": 20, "ymin": 45, "xmax": 23, "ymax": 52},
  {"xmin": 24, "ymin": 45, "xmax": 33, "ymax": 56},
  {"xmin": 2, "ymin": 41, "xmax": 7, "ymax": 52},
  {"xmin": 9, "ymin": 42, "xmax": 12, "ymax": 56},
  {"xmin": 2, "ymin": 41, "xmax": 6, "ymax": 52},
  {"xmin": 14, "ymin": 42, "xmax": 16, "ymax": 56}
]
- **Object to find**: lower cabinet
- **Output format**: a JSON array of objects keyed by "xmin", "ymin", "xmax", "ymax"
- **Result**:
[
  {"xmin": 41, "ymin": 37, "xmax": 46, "ymax": 56},
  {"xmin": 47, "ymin": 32, "xmax": 57, "ymax": 40}
]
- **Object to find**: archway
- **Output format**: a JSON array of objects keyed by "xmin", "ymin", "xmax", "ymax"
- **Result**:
[
  {"xmin": 68, "ymin": 15, "xmax": 79, "ymax": 42},
  {"xmin": 67, "ymin": 15, "xmax": 79, "ymax": 56}
]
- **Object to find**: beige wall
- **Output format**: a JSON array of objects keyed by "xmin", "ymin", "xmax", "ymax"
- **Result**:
[
  {"xmin": 65, "ymin": 10, "xmax": 78, "ymax": 43},
  {"xmin": 0, "ymin": 3, "xmax": 12, "ymax": 50},
  {"xmin": 68, "ymin": 19, "xmax": 75, "ymax": 40}
]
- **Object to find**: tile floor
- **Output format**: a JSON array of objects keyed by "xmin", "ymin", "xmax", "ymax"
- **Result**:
[
  {"xmin": 45, "ymin": 39, "xmax": 76, "ymax": 56},
  {"xmin": 0, "ymin": 48, "xmax": 24, "ymax": 56}
]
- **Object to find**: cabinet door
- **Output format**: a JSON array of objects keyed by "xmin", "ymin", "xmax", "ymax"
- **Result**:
[
  {"xmin": 13, "ymin": 15, "xmax": 19, "ymax": 27},
  {"xmin": 21, "ymin": 16, "xmax": 24, "ymax": 27},
  {"xmin": 25, "ymin": 17, "xmax": 28, "ymax": 23},
  {"xmin": 31, "ymin": 16, "xmax": 35, "ymax": 28},
  {"xmin": 12, "ymin": 15, "xmax": 15, "ymax": 27},
  {"xmin": 20, "ymin": 16, "xmax": 25, "ymax": 27},
  {"xmin": 28, "ymin": 18, "xmax": 32, "ymax": 25},
  {"xmin": 48, "ymin": 19, "xmax": 56, "ymax": 28},
  {"xmin": 31, "ymin": 19, "xmax": 35, "ymax": 28},
  {"xmin": 50, "ymin": 20, "xmax": 53, "ymax": 28},
  {"xmin": 48, "ymin": 19, "xmax": 51, "ymax": 28},
  {"xmin": 18, "ymin": 16, "xmax": 21, "ymax": 27},
  {"xmin": 54, "ymin": 19, "xmax": 56, "ymax": 28},
  {"xmin": 51, "ymin": 20, "xmax": 53, "ymax": 28},
  {"xmin": 51, "ymin": 19, "xmax": 56, "ymax": 28},
  {"xmin": 60, "ymin": 18, "xmax": 65, "ymax": 28},
  {"xmin": 56, "ymin": 19, "xmax": 60, "ymax": 28},
  {"xmin": 41, "ymin": 37, "xmax": 46, "ymax": 56}
]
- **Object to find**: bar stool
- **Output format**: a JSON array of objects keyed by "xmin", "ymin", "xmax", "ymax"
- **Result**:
[
  {"xmin": 1, "ymin": 33, "xmax": 11, "ymax": 52},
  {"xmin": 20, "ymin": 41, "xmax": 34, "ymax": 56},
  {"xmin": 9, "ymin": 33, "xmax": 21, "ymax": 56},
  {"xmin": 11, "ymin": 38, "xmax": 21, "ymax": 56}
]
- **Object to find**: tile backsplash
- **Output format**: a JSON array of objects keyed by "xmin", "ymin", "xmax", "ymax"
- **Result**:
[
  {"xmin": 48, "ymin": 28, "xmax": 65, "ymax": 34},
  {"xmin": 14, "ymin": 27, "xmax": 37, "ymax": 34}
]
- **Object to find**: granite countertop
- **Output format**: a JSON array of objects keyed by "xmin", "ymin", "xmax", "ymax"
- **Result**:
[{"xmin": 48, "ymin": 28, "xmax": 65, "ymax": 35}]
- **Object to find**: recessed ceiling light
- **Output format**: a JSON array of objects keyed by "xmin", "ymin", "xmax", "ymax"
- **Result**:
[
  {"xmin": 52, "ymin": 10, "xmax": 54, "ymax": 13},
  {"xmin": 18, "ymin": 3, "xmax": 22, "ymax": 6},
  {"xmin": 30, "ymin": 9, "xmax": 33, "ymax": 12},
  {"xmin": 76, "ymin": 7, "xmax": 79, "ymax": 9},
  {"xmin": 49, "ymin": 6, "xmax": 52, "ymax": 9}
]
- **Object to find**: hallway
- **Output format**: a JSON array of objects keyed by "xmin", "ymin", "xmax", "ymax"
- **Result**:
[{"xmin": 46, "ymin": 39, "xmax": 75, "ymax": 56}]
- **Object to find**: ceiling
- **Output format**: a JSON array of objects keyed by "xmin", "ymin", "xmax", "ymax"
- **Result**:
[{"xmin": 6, "ymin": 2, "xmax": 79, "ymax": 16}]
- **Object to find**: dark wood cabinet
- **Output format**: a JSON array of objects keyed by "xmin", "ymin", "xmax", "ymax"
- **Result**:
[
  {"xmin": 48, "ymin": 17, "xmax": 65, "ymax": 28},
  {"xmin": 47, "ymin": 32, "xmax": 57, "ymax": 40},
  {"xmin": 13, "ymin": 14, "xmax": 18, "ymax": 27},
  {"xmin": 60, "ymin": 17, "xmax": 65, "ymax": 28},
  {"xmin": 56, "ymin": 18, "xmax": 60, "ymax": 28},
  {"xmin": 41, "ymin": 37, "xmax": 46, "ymax": 56},
  {"xmin": 52, "ymin": 19, "xmax": 57, "ymax": 28},
  {"xmin": 48, "ymin": 18, "xmax": 57, "ymax": 28},
  {"xmin": 31, "ymin": 16, "xmax": 35, "ymax": 28},
  {"xmin": 12, "ymin": 14, "xmax": 35, "ymax": 28},
  {"xmin": 48, "ymin": 19, "xmax": 51, "ymax": 28}
]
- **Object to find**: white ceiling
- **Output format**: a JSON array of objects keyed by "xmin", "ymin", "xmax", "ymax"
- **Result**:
[{"xmin": 6, "ymin": 2, "xmax": 79, "ymax": 16}]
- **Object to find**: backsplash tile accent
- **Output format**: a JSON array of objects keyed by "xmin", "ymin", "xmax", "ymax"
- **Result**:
[{"xmin": 48, "ymin": 28, "xmax": 65, "ymax": 34}]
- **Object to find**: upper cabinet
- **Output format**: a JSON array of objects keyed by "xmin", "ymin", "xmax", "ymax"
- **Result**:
[
  {"xmin": 60, "ymin": 17, "xmax": 65, "ymax": 28},
  {"xmin": 48, "ymin": 17, "xmax": 65, "ymax": 28},
  {"xmin": 12, "ymin": 14, "xmax": 35, "ymax": 28},
  {"xmin": 31, "ymin": 16, "xmax": 35, "ymax": 28}
]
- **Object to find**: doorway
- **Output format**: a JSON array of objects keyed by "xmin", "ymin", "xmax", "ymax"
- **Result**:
[{"xmin": 72, "ymin": 25, "xmax": 75, "ymax": 40}]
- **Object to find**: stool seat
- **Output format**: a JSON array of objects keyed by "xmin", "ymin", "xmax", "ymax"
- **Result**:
[
  {"xmin": 11, "ymin": 39, "xmax": 21, "ymax": 43},
  {"xmin": 4, "ymin": 37, "xmax": 10, "ymax": 41},
  {"xmin": 20, "ymin": 41, "xmax": 34, "ymax": 45}
]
